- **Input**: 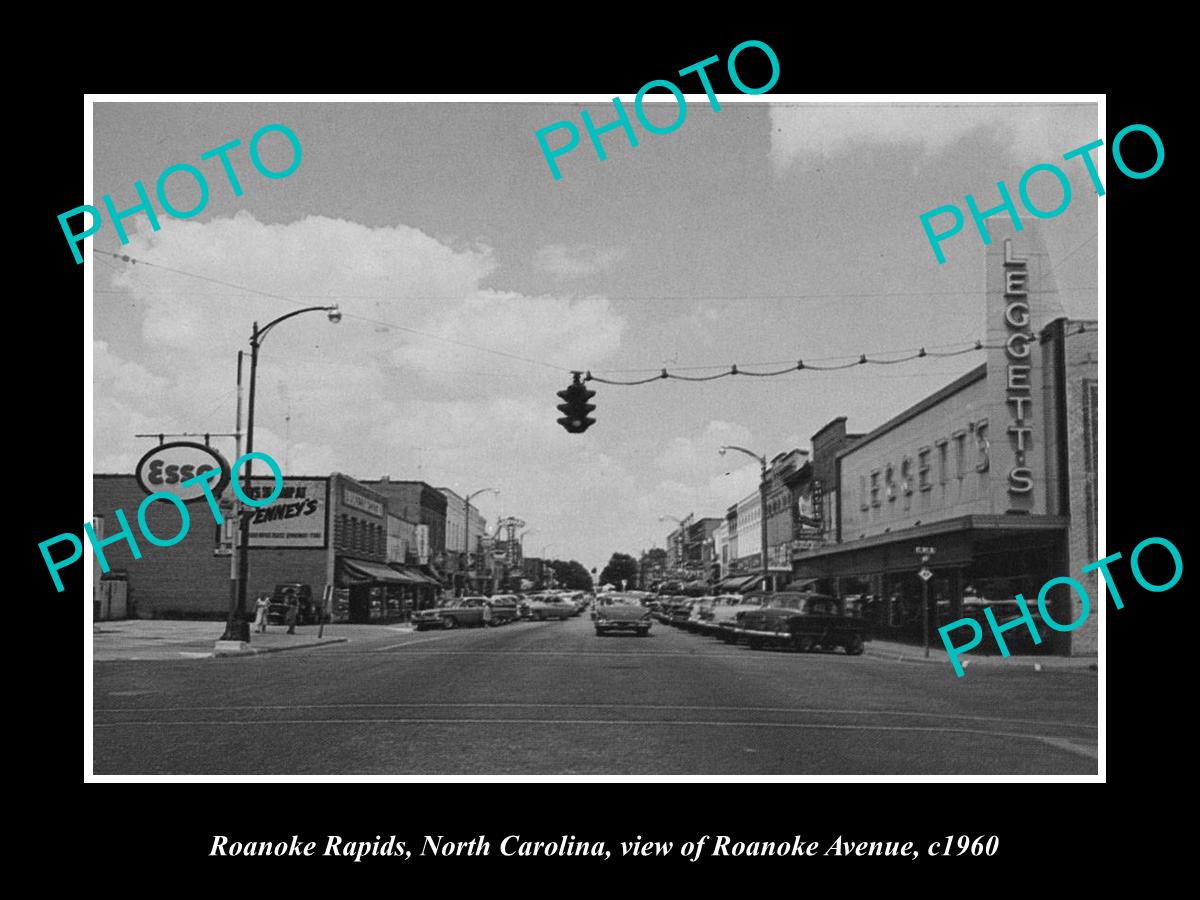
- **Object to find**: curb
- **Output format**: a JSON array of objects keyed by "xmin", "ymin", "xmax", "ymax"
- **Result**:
[
  {"xmin": 214, "ymin": 637, "xmax": 349, "ymax": 658},
  {"xmin": 864, "ymin": 646, "xmax": 1098, "ymax": 671}
]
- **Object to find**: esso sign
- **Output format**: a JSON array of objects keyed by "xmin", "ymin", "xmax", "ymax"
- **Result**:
[{"xmin": 135, "ymin": 441, "xmax": 230, "ymax": 504}]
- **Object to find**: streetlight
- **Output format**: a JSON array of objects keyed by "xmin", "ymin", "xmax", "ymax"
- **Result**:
[
  {"xmin": 222, "ymin": 305, "xmax": 341, "ymax": 643},
  {"xmin": 719, "ymin": 445, "xmax": 770, "ymax": 593},
  {"xmin": 463, "ymin": 488, "xmax": 498, "ymax": 596}
]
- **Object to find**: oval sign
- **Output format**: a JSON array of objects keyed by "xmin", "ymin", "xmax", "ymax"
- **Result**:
[{"xmin": 135, "ymin": 441, "xmax": 231, "ymax": 504}]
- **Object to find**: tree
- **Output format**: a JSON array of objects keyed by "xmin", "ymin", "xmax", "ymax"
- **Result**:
[
  {"xmin": 599, "ymin": 553, "xmax": 639, "ymax": 589},
  {"xmin": 549, "ymin": 559, "xmax": 594, "ymax": 591}
]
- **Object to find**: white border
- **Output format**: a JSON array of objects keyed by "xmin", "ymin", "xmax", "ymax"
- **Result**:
[{"xmin": 84, "ymin": 93, "xmax": 1105, "ymax": 784}]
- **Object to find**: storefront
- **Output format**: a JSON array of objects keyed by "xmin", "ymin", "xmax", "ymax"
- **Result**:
[{"xmin": 794, "ymin": 224, "xmax": 1098, "ymax": 656}]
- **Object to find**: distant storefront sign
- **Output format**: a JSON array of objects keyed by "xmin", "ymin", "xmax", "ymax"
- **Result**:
[
  {"xmin": 343, "ymin": 487, "xmax": 384, "ymax": 518},
  {"xmin": 244, "ymin": 477, "xmax": 328, "ymax": 547}
]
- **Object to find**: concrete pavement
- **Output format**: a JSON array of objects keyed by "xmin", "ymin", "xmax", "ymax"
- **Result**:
[
  {"xmin": 92, "ymin": 614, "xmax": 1098, "ymax": 775},
  {"xmin": 91, "ymin": 619, "xmax": 410, "ymax": 661}
]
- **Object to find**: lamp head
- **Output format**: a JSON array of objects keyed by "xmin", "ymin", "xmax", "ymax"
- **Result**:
[
  {"xmin": 326, "ymin": 305, "xmax": 343, "ymax": 324},
  {"xmin": 718, "ymin": 446, "xmax": 728, "ymax": 456}
]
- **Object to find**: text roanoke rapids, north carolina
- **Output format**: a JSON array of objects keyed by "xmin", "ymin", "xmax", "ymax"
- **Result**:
[{"xmin": 210, "ymin": 833, "xmax": 980, "ymax": 862}]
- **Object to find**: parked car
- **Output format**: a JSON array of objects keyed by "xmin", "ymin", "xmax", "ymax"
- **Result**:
[
  {"xmin": 715, "ymin": 595, "xmax": 765, "ymax": 642},
  {"xmin": 268, "ymin": 583, "xmax": 317, "ymax": 625},
  {"xmin": 526, "ymin": 594, "xmax": 574, "ymax": 621},
  {"xmin": 594, "ymin": 595, "xmax": 653, "ymax": 637},
  {"xmin": 729, "ymin": 591, "xmax": 866, "ymax": 654},
  {"xmin": 485, "ymin": 595, "xmax": 521, "ymax": 626},
  {"xmin": 412, "ymin": 596, "xmax": 491, "ymax": 630}
]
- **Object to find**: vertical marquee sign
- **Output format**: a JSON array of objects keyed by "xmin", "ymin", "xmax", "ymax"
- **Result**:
[{"xmin": 985, "ymin": 224, "xmax": 1060, "ymax": 514}]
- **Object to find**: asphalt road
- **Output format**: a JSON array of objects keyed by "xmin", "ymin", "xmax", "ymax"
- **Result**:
[{"xmin": 93, "ymin": 614, "xmax": 1098, "ymax": 775}]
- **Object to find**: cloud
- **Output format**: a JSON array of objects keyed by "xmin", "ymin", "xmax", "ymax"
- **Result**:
[
  {"xmin": 532, "ymin": 243, "xmax": 626, "ymax": 278},
  {"xmin": 768, "ymin": 104, "xmax": 1065, "ymax": 174},
  {"xmin": 94, "ymin": 214, "xmax": 632, "ymax": 570}
]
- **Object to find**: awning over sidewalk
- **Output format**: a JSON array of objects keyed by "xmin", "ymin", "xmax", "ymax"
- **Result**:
[
  {"xmin": 385, "ymin": 564, "xmax": 441, "ymax": 586},
  {"xmin": 342, "ymin": 558, "xmax": 410, "ymax": 584},
  {"xmin": 715, "ymin": 573, "xmax": 766, "ymax": 592}
]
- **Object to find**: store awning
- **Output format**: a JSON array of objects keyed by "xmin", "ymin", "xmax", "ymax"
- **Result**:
[
  {"xmin": 386, "ymin": 564, "xmax": 442, "ymax": 586},
  {"xmin": 716, "ymin": 573, "xmax": 767, "ymax": 592},
  {"xmin": 343, "ymin": 558, "xmax": 410, "ymax": 584}
]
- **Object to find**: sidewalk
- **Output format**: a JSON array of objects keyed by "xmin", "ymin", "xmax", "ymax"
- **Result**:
[
  {"xmin": 864, "ymin": 637, "xmax": 1098, "ymax": 672},
  {"xmin": 91, "ymin": 619, "xmax": 375, "ymax": 661}
]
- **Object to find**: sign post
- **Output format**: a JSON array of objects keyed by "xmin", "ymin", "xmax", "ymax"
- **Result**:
[{"xmin": 916, "ymin": 547, "xmax": 936, "ymax": 658}]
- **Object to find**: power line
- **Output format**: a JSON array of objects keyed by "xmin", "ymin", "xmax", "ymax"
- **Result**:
[
  {"xmin": 93, "ymin": 250, "xmax": 568, "ymax": 373},
  {"xmin": 585, "ymin": 325, "xmax": 1095, "ymax": 386}
]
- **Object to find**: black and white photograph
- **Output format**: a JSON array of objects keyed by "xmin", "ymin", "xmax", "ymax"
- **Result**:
[{"xmin": 78, "ymin": 92, "xmax": 1112, "ymax": 778}]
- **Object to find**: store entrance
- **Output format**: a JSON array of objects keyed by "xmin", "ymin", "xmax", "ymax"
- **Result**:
[{"xmin": 347, "ymin": 584, "xmax": 371, "ymax": 623}]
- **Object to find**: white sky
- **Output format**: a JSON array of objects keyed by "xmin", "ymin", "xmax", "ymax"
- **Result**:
[{"xmin": 91, "ymin": 99, "xmax": 1099, "ymax": 573}]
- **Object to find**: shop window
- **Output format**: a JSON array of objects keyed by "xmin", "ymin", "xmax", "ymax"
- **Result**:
[{"xmin": 918, "ymin": 447, "xmax": 932, "ymax": 491}]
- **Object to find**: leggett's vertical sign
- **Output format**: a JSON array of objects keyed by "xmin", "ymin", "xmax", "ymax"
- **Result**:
[
  {"xmin": 985, "ymin": 223, "xmax": 1055, "ymax": 515},
  {"xmin": 1002, "ymin": 240, "xmax": 1034, "ymax": 495}
]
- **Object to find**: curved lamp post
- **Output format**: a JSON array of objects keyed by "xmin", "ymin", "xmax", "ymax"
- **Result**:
[
  {"xmin": 224, "ymin": 305, "xmax": 341, "ymax": 642},
  {"xmin": 463, "ymin": 488, "xmax": 498, "ymax": 595},
  {"xmin": 719, "ymin": 445, "xmax": 771, "ymax": 593}
]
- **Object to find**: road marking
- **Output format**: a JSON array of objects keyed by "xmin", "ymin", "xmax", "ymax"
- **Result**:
[
  {"xmin": 1035, "ymin": 736, "xmax": 1099, "ymax": 759},
  {"xmin": 372, "ymin": 634, "xmax": 461, "ymax": 652},
  {"xmin": 90, "ymin": 717, "xmax": 1099, "ymax": 757},
  {"xmin": 93, "ymin": 702, "xmax": 1096, "ymax": 731}
]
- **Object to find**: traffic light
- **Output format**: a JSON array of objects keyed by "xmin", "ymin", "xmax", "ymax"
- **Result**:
[{"xmin": 556, "ymin": 372, "xmax": 596, "ymax": 433}]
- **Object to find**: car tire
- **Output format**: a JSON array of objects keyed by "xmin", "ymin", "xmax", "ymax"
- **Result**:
[
  {"xmin": 595, "ymin": 629, "xmax": 606, "ymax": 637},
  {"xmin": 844, "ymin": 634, "xmax": 865, "ymax": 656},
  {"xmin": 442, "ymin": 617, "xmax": 457, "ymax": 630},
  {"xmin": 794, "ymin": 636, "xmax": 815, "ymax": 653},
  {"xmin": 638, "ymin": 629, "xmax": 650, "ymax": 637}
]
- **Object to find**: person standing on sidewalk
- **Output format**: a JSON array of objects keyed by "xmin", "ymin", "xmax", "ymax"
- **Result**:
[
  {"xmin": 253, "ymin": 594, "xmax": 270, "ymax": 634},
  {"xmin": 285, "ymin": 594, "xmax": 299, "ymax": 635}
]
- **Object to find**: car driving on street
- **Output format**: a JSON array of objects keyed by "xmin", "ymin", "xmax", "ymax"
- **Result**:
[{"xmin": 594, "ymin": 594, "xmax": 653, "ymax": 637}]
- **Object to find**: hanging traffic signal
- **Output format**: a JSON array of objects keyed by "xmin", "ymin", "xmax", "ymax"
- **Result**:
[{"xmin": 556, "ymin": 372, "xmax": 596, "ymax": 433}]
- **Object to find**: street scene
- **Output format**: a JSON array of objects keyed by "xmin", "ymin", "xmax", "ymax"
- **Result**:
[
  {"xmin": 94, "ymin": 609, "xmax": 1096, "ymax": 774},
  {"xmin": 86, "ymin": 98, "xmax": 1100, "ymax": 776}
]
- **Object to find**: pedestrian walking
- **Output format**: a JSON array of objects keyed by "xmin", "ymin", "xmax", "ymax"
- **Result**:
[
  {"xmin": 253, "ymin": 594, "xmax": 270, "ymax": 633},
  {"xmin": 285, "ymin": 594, "xmax": 299, "ymax": 634}
]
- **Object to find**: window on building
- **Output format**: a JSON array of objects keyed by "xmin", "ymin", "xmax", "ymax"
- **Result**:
[
  {"xmin": 870, "ymin": 470, "xmax": 881, "ymax": 507},
  {"xmin": 860, "ymin": 475, "xmax": 869, "ymax": 511},
  {"xmin": 936, "ymin": 439, "xmax": 949, "ymax": 485}
]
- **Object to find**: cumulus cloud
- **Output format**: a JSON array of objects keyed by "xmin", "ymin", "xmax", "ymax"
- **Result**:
[
  {"xmin": 92, "ymin": 212, "xmax": 631, "ymax": 569},
  {"xmin": 533, "ymin": 243, "xmax": 626, "ymax": 278}
]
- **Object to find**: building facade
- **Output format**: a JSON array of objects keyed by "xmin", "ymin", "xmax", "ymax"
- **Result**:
[{"xmin": 793, "ymin": 224, "xmax": 1098, "ymax": 656}]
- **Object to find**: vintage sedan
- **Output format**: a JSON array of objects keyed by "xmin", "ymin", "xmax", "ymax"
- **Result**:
[
  {"xmin": 412, "ymin": 596, "xmax": 492, "ymax": 630},
  {"xmin": 485, "ymin": 595, "xmax": 522, "ymax": 625},
  {"xmin": 729, "ymin": 591, "xmax": 866, "ymax": 654},
  {"xmin": 525, "ymin": 594, "xmax": 575, "ymax": 621},
  {"xmin": 594, "ymin": 596, "xmax": 653, "ymax": 637}
]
